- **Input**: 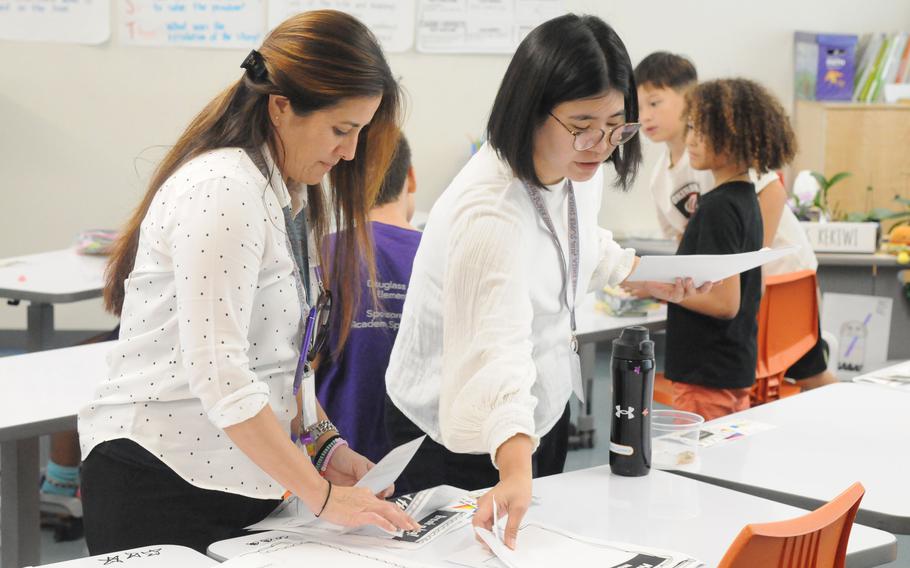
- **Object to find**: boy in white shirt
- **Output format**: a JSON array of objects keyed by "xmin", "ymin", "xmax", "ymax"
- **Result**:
[
  {"xmin": 635, "ymin": 52, "xmax": 712, "ymax": 240},
  {"xmin": 635, "ymin": 52, "xmax": 837, "ymax": 390}
]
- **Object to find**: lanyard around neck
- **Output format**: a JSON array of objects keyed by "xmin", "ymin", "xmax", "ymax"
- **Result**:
[
  {"xmin": 246, "ymin": 146, "xmax": 318, "ymax": 306},
  {"xmin": 524, "ymin": 179, "xmax": 580, "ymax": 350}
]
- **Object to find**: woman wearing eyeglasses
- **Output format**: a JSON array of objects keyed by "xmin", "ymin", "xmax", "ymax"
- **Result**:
[
  {"xmin": 384, "ymin": 13, "xmax": 711, "ymax": 549},
  {"xmin": 77, "ymin": 10, "xmax": 418, "ymax": 554}
]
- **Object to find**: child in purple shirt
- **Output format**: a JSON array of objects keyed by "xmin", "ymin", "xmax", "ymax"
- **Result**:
[{"xmin": 316, "ymin": 135, "xmax": 420, "ymax": 463}]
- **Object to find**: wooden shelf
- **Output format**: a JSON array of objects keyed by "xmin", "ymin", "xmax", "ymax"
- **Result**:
[{"xmin": 793, "ymin": 101, "xmax": 910, "ymax": 226}]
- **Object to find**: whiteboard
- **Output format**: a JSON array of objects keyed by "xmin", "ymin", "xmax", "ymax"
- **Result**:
[
  {"xmin": 118, "ymin": 0, "xmax": 266, "ymax": 49},
  {"xmin": 0, "ymin": 0, "xmax": 110, "ymax": 44},
  {"xmin": 268, "ymin": 0, "xmax": 415, "ymax": 53},
  {"xmin": 416, "ymin": 0, "xmax": 563, "ymax": 54}
]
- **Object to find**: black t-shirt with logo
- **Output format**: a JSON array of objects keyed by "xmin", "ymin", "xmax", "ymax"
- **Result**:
[{"xmin": 665, "ymin": 181, "xmax": 764, "ymax": 389}]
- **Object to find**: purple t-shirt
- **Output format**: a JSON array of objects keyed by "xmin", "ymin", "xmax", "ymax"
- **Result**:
[{"xmin": 316, "ymin": 221, "xmax": 421, "ymax": 463}]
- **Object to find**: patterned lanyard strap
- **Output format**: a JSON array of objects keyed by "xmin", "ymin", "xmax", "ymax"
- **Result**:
[
  {"xmin": 524, "ymin": 179, "xmax": 580, "ymax": 352},
  {"xmin": 246, "ymin": 147, "xmax": 315, "ymax": 306}
]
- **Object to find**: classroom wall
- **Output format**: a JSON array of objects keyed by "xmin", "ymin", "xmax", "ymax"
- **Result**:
[{"xmin": 2, "ymin": 0, "xmax": 909, "ymax": 331}]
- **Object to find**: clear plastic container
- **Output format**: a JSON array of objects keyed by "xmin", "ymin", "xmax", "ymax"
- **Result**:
[{"xmin": 651, "ymin": 410, "xmax": 704, "ymax": 470}]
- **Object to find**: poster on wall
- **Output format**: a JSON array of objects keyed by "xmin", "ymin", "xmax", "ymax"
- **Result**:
[
  {"xmin": 268, "ymin": 0, "xmax": 415, "ymax": 53},
  {"xmin": 118, "ymin": 0, "xmax": 265, "ymax": 49},
  {"xmin": 0, "ymin": 0, "xmax": 110, "ymax": 44},
  {"xmin": 416, "ymin": 0, "xmax": 564, "ymax": 54},
  {"xmin": 821, "ymin": 293, "xmax": 892, "ymax": 376}
]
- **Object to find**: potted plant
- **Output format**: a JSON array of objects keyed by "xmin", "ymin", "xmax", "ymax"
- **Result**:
[
  {"xmin": 790, "ymin": 170, "xmax": 851, "ymax": 222},
  {"xmin": 794, "ymin": 171, "xmax": 881, "ymax": 254}
]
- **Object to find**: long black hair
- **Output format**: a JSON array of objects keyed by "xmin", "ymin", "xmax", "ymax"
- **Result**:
[{"xmin": 486, "ymin": 13, "xmax": 641, "ymax": 190}]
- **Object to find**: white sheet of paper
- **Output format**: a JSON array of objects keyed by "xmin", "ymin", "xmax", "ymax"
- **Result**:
[
  {"xmin": 245, "ymin": 436, "xmax": 426, "ymax": 532},
  {"xmin": 455, "ymin": 523, "xmax": 701, "ymax": 568},
  {"xmin": 625, "ymin": 247, "xmax": 796, "ymax": 286},
  {"xmin": 475, "ymin": 528, "xmax": 521, "ymax": 568},
  {"xmin": 218, "ymin": 553, "xmax": 277, "ymax": 568},
  {"xmin": 220, "ymin": 540, "xmax": 432, "ymax": 567},
  {"xmin": 244, "ymin": 496, "xmax": 314, "ymax": 531},
  {"xmin": 696, "ymin": 420, "xmax": 777, "ymax": 448},
  {"xmin": 355, "ymin": 435, "xmax": 425, "ymax": 494}
]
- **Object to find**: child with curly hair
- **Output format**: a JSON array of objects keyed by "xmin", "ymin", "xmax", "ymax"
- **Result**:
[{"xmin": 665, "ymin": 78, "xmax": 797, "ymax": 420}]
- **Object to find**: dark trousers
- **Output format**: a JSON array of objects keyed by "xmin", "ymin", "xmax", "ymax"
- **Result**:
[
  {"xmin": 384, "ymin": 396, "xmax": 570, "ymax": 496},
  {"xmin": 81, "ymin": 439, "xmax": 280, "ymax": 554}
]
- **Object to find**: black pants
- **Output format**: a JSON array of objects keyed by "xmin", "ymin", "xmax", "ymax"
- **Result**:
[
  {"xmin": 81, "ymin": 439, "xmax": 280, "ymax": 554},
  {"xmin": 384, "ymin": 396, "xmax": 570, "ymax": 496}
]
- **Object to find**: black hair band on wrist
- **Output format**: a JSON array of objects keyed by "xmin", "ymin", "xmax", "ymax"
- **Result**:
[{"xmin": 315, "ymin": 479, "xmax": 332, "ymax": 518}]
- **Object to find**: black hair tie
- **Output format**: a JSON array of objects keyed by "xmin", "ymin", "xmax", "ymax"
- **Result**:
[{"xmin": 240, "ymin": 49, "xmax": 268, "ymax": 83}]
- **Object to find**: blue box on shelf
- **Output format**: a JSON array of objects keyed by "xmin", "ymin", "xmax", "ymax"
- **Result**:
[{"xmin": 795, "ymin": 31, "xmax": 857, "ymax": 101}]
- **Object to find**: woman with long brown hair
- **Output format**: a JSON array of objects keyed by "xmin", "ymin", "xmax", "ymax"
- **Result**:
[{"xmin": 77, "ymin": 10, "xmax": 418, "ymax": 553}]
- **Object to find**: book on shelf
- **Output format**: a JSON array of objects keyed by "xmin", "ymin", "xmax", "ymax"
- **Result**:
[{"xmin": 851, "ymin": 31, "xmax": 910, "ymax": 102}]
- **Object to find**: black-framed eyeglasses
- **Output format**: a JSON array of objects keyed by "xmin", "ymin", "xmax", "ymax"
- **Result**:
[{"xmin": 549, "ymin": 112, "xmax": 641, "ymax": 151}]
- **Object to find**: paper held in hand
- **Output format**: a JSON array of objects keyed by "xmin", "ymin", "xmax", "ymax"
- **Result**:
[
  {"xmin": 246, "ymin": 436, "xmax": 425, "ymax": 532},
  {"xmin": 625, "ymin": 247, "xmax": 797, "ymax": 287}
]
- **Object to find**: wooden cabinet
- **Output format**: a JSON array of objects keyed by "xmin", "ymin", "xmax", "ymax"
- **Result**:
[{"xmin": 793, "ymin": 101, "xmax": 910, "ymax": 221}]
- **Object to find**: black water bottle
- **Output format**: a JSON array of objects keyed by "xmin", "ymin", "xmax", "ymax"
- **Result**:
[{"xmin": 609, "ymin": 326, "xmax": 655, "ymax": 477}]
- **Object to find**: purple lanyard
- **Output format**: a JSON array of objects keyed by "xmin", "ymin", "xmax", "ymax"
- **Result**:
[{"xmin": 293, "ymin": 266, "xmax": 325, "ymax": 396}]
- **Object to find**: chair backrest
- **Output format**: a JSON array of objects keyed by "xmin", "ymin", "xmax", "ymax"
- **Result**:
[
  {"xmin": 718, "ymin": 482, "xmax": 865, "ymax": 568},
  {"xmin": 757, "ymin": 269, "xmax": 819, "ymax": 377},
  {"xmin": 660, "ymin": 270, "xmax": 821, "ymax": 408},
  {"xmin": 752, "ymin": 270, "xmax": 819, "ymax": 403}
]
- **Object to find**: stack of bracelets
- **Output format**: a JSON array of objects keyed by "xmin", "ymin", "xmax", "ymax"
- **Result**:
[
  {"xmin": 314, "ymin": 435, "xmax": 348, "ymax": 474},
  {"xmin": 305, "ymin": 419, "xmax": 348, "ymax": 475}
]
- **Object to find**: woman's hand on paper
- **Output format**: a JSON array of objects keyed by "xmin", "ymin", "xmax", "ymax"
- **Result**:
[
  {"xmin": 318, "ymin": 483, "xmax": 421, "ymax": 532},
  {"xmin": 323, "ymin": 444, "xmax": 395, "ymax": 498}
]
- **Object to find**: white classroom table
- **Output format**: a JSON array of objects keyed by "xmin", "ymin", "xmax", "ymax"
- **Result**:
[
  {"xmin": 853, "ymin": 359, "xmax": 910, "ymax": 392},
  {"xmin": 30, "ymin": 545, "xmax": 216, "ymax": 567},
  {"xmin": 208, "ymin": 466, "xmax": 896, "ymax": 567},
  {"xmin": 0, "ymin": 248, "xmax": 106, "ymax": 351},
  {"xmin": 0, "ymin": 341, "xmax": 113, "ymax": 568},
  {"xmin": 670, "ymin": 382, "xmax": 910, "ymax": 534},
  {"xmin": 573, "ymin": 293, "xmax": 667, "ymax": 447}
]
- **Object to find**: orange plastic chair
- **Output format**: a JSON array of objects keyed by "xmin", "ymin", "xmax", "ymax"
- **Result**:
[
  {"xmin": 717, "ymin": 482, "xmax": 865, "ymax": 568},
  {"xmin": 751, "ymin": 269, "xmax": 819, "ymax": 405},
  {"xmin": 653, "ymin": 269, "xmax": 819, "ymax": 408}
]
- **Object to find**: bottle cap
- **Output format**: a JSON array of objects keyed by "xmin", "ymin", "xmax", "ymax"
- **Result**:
[{"xmin": 611, "ymin": 326, "xmax": 655, "ymax": 361}]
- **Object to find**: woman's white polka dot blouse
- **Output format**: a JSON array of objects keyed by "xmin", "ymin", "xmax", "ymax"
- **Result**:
[{"xmin": 78, "ymin": 147, "xmax": 305, "ymax": 499}]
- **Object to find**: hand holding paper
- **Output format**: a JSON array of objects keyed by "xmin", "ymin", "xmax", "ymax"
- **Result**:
[
  {"xmin": 625, "ymin": 247, "xmax": 797, "ymax": 287},
  {"xmin": 246, "ymin": 436, "xmax": 425, "ymax": 533},
  {"xmin": 473, "ymin": 465, "xmax": 533, "ymax": 550},
  {"xmin": 629, "ymin": 276, "xmax": 713, "ymax": 304}
]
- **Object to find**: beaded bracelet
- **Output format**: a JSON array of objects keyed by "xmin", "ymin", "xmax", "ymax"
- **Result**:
[
  {"xmin": 319, "ymin": 438, "xmax": 349, "ymax": 474},
  {"xmin": 313, "ymin": 434, "xmax": 341, "ymax": 470}
]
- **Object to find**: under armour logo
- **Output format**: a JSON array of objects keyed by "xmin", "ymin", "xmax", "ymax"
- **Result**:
[
  {"xmin": 615, "ymin": 405, "xmax": 635, "ymax": 419},
  {"xmin": 633, "ymin": 365, "xmax": 641, "ymax": 374}
]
